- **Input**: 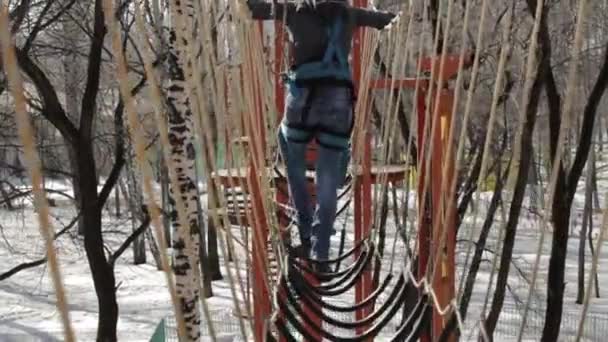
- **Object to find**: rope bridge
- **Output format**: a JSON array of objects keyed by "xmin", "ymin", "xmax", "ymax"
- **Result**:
[{"xmin": 0, "ymin": 0, "xmax": 605, "ymax": 341}]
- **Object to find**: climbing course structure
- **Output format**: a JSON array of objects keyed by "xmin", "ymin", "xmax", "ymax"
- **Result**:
[
  {"xmin": 216, "ymin": 1, "xmax": 475, "ymax": 340},
  {"xmin": 3, "ymin": 0, "xmax": 607, "ymax": 342}
]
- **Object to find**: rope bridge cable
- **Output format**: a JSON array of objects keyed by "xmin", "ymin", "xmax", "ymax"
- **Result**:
[
  {"xmin": 519, "ymin": 1, "xmax": 593, "ymax": 341},
  {"xmin": 386, "ymin": 0, "xmax": 428, "ymax": 277},
  {"xmin": 198, "ymin": 3, "xmax": 306, "ymax": 339},
  {"xmin": 288, "ymin": 273, "xmax": 395, "ymax": 314},
  {"xmin": 275, "ymin": 279, "xmax": 407, "ymax": 342},
  {"xmin": 284, "ymin": 272, "xmax": 407, "ymax": 329},
  {"xmin": 390, "ymin": 295, "xmax": 432, "ymax": 342},
  {"xmin": 475, "ymin": 0, "xmax": 544, "ymax": 337},
  {"xmin": 279, "ymin": 273, "xmax": 408, "ymax": 333},
  {"xmin": 290, "ymin": 244, "xmax": 371, "ymax": 281},
  {"xmin": 421, "ymin": 2, "xmax": 514, "ymax": 335},
  {"xmin": 455, "ymin": 0, "xmax": 490, "ymax": 302},
  {"xmin": 363, "ymin": 0, "xmax": 480, "ymax": 337},
  {"xmin": 288, "ymin": 249, "xmax": 375, "ymax": 298},
  {"xmin": 0, "ymin": 3, "xmax": 576, "ymax": 335},
  {"xmin": 289, "ymin": 247, "xmax": 367, "ymax": 281},
  {"xmin": 294, "ymin": 235, "xmax": 370, "ymax": 265},
  {"xmin": 274, "ymin": 262, "xmax": 433, "ymax": 341},
  {"xmin": 291, "ymin": 247, "xmax": 374, "ymax": 289}
]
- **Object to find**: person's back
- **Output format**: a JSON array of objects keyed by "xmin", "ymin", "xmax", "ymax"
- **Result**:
[
  {"xmin": 244, "ymin": 0, "xmax": 398, "ymax": 267},
  {"xmin": 247, "ymin": 0, "xmax": 396, "ymax": 71}
]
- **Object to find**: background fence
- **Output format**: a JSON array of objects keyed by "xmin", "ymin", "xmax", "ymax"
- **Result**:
[{"xmin": 156, "ymin": 303, "xmax": 608, "ymax": 341}]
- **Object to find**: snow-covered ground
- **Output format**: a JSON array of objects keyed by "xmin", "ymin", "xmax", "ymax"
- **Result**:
[{"xmin": 2, "ymin": 175, "xmax": 608, "ymax": 341}]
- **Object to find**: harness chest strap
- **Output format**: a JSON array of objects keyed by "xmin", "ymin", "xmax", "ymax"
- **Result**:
[{"xmin": 284, "ymin": 15, "xmax": 352, "ymax": 93}]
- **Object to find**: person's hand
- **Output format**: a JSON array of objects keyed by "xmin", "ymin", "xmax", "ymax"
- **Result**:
[{"xmin": 383, "ymin": 10, "xmax": 402, "ymax": 31}]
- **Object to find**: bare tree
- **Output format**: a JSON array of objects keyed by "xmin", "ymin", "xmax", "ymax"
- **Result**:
[{"xmin": 2, "ymin": 1, "xmax": 160, "ymax": 339}]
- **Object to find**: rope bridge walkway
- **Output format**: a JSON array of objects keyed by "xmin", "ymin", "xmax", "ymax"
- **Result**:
[{"xmin": 1, "ymin": 0, "xmax": 606, "ymax": 341}]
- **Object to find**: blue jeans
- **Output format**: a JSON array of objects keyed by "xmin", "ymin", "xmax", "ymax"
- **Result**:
[{"xmin": 278, "ymin": 85, "xmax": 353, "ymax": 260}]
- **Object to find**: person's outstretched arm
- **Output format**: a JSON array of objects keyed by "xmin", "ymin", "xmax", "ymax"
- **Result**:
[
  {"xmin": 245, "ymin": 0, "xmax": 295, "ymax": 21},
  {"xmin": 352, "ymin": 7, "xmax": 400, "ymax": 30}
]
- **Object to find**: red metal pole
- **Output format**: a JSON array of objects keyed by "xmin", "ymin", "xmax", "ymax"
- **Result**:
[
  {"xmin": 429, "ymin": 90, "xmax": 444, "ymax": 342},
  {"xmin": 250, "ymin": 22, "xmax": 271, "ymax": 342},
  {"xmin": 417, "ymin": 87, "xmax": 458, "ymax": 342},
  {"xmin": 430, "ymin": 90, "xmax": 456, "ymax": 342},
  {"xmin": 273, "ymin": 21, "xmax": 290, "ymax": 342},
  {"xmin": 351, "ymin": 0, "xmax": 374, "ymax": 338},
  {"xmin": 417, "ymin": 55, "xmax": 469, "ymax": 341},
  {"xmin": 416, "ymin": 86, "xmax": 431, "ymax": 342}
]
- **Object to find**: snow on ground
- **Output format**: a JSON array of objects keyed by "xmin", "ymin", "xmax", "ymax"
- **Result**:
[{"xmin": 2, "ymin": 172, "xmax": 608, "ymax": 341}]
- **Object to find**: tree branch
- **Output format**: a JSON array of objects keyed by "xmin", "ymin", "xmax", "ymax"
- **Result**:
[
  {"xmin": 568, "ymin": 44, "xmax": 608, "ymax": 196},
  {"xmin": 0, "ymin": 187, "xmax": 75, "ymax": 206},
  {"xmin": 98, "ymin": 74, "xmax": 148, "ymax": 206},
  {"xmin": 9, "ymin": 0, "xmax": 30, "ymax": 33},
  {"xmin": 98, "ymin": 100, "xmax": 125, "ymax": 207},
  {"xmin": 108, "ymin": 206, "xmax": 151, "ymax": 266},
  {"xmin": 0, "ymin": 212, "xmax": 81, "ymax": 281},
  {"xmin": 526, "ymin": 0, "xmax": 562, "ymax": 162},
  {"xmin": 16, "ymin": 51, "xmax": 77, "ymax": 144},
  {"xmin": 80, "ymin": 0, "xmax": 107, "ymax": 138},
  {"xmin": 22, "ymin": 0, "xmax": 79, "ymax": 54},
  {"xmin": 20, "ymin": 1, "xmax": 53, "ymax": 53},
  {"xmin": 0, "ymin": 162, "xmax": 74, "ymax": 179}
]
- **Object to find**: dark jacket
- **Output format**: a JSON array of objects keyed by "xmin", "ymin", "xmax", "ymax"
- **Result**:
[{"xmin": 246, "ymin": 1, "xmax": 397, "ymax": 67}]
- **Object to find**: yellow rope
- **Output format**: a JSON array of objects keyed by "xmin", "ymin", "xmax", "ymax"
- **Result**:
[
  {"xmin": 521, "ymin": 1, "xmax": 589, "ymax": 340},
  {"xmin": 0, "ymin": 6, "xmax": 76, "ymax": 342},
  {"xmin": 479, "ymin": 0, "xmax": 544, "ymax": 324},
  {"xmin": 455, "ymin": 0, "xmax": 490, "ymax": 300},
  {"xmin": 430, "ymin": 0, "xmax": 503, "ymax": 301}
]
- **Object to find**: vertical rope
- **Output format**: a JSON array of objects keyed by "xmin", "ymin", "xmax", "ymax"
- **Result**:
[
  {"xmin": 480, "ymin": 0, "xmax": 543, "ymax": 328},
  {"xmin": 520, "ymin": 1, "xmax": 589, "ymax": 340},
  {"xmin": 0, "ymin": 6, "xmax": 76, "ymax": 342},
  {"xmin": 455, "ymin": 0, "xmax": 490, "ymax": 301}
]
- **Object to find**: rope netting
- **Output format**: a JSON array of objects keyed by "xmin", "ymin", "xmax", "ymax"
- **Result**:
[{"xmin": 1, "ymin": 0, "xmax": 607, "ymax": 341}]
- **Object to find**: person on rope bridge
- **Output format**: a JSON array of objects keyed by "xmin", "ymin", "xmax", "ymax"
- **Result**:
[{"xmin": 244, "ymin": 0, "xmax": 399, "ymax": 270}]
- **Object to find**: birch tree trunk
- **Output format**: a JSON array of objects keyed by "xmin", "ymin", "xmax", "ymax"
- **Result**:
[{"xmin": 166, "ymin": 1, "xmax": 203, "ymax": 339}]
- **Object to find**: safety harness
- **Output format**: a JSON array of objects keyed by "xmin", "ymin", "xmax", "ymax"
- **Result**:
[
  {"xmin": 286, "ymin": 16, "xmax": 351, "ymax": 89},
  {"xmin": 279, "ymin": 14, "xmax": 353, "ymax": 186},
  {"xmin": 280, "ymin": 15, "xmax": 354, "ymax": 148}
]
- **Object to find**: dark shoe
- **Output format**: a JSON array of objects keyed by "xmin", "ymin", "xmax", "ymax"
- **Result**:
[
  {"xmin": 312, "ymin": 262, "xmax": 333, "ymax": 282},
  {"xmin": 288, "ymin": 238, "xmax": 311, "ymax": 259}
]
